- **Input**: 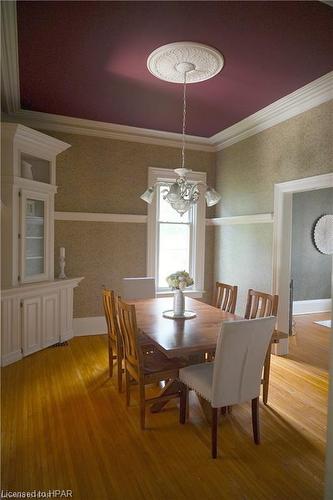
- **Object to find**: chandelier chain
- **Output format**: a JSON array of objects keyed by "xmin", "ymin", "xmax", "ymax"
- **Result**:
[{"xmin": 181, "ymin": 72, "xmax": 187, "ymax": 170}]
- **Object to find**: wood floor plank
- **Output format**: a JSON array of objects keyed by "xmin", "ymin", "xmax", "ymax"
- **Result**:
[{"xmin": 1, "ymin": 313, "xmax": 330, "ymax": 499}]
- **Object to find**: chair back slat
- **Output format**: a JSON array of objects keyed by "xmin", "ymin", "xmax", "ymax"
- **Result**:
[
  {"xmin": 103, "ymin": 289, "xmax": 120, "ymax": 343},
  {"xmin": 212, "ymin": 317, "xmax": 276, "ymax": 407},
  {"xmin": 213, "ymin": 282, "xmax": 238, "ymax": 313},
  {"xmin": 117, "ymin": 298, "xmax": 142, "ymax": 375},
  {"xmin": 245, "ymin": 289, "xmax": 278, "ymax": 319}
]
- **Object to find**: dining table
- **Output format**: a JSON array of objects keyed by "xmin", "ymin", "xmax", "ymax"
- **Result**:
[
  {"xmin": 132, "ymin": 296, "xmax": 239, "ymax": 357},
  {"xmin": 130, "ymin": 296, "xmax": 286, "ymax": 418},
  {"xmin": 130, "ymin": 296, "xmax": 241, "ymax": 417}
]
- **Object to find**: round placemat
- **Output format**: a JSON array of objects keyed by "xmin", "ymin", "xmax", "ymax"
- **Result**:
[{"xmin": 162, "ymin": 310, "xmax": 197, "ymax": 320}]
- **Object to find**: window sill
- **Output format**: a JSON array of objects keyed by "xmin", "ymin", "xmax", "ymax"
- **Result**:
[{"xmin": 156, "ymin": 289, "xmax": 205, "ymax": 299}]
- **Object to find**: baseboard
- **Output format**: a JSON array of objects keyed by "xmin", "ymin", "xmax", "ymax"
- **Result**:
[
  {"xmin": 73, "ymin": 316, "xmax": 107, "ymax": 336},
  {"xmin": 1, "ymin": 350, "xmax": 23, "ymax": 367},
  {"xmin": 293, "ymin": 298, "xmax": 331, "ymax": 315}
]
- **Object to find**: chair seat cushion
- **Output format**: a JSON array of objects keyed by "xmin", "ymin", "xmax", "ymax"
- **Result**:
[
  {"xmin": 143, "ymin": 348, "xmax": 186, "ymax": 374},
  {"xmin": 179, "ymin": 362, "xmax": 214, "ymax": 402}
]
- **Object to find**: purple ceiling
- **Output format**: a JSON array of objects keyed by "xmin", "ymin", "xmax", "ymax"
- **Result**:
[{"xmin": 17, "ymin": 1, "xmax": 333, "ymax": 137}]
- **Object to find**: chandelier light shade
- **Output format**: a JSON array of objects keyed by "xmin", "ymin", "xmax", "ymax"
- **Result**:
[
  {"xmin": 205, "ymin": 187, "xmax": 221, "ymax": 207},
  {"xmin": 141, "ymin": 42, "xmax": 223, "ymax": 216},
  {"xmin": 140, "ymin": 187, "xmax": 155, "ymax": 204}
]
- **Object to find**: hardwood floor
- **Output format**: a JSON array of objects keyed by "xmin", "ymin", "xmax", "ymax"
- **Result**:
[{"xmin": 1, "ymin": 313, "xmax": 330, "ymax": 499}]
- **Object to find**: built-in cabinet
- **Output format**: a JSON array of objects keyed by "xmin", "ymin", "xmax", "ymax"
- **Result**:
[
  {"xmin": 1, "ymin": 123, "xmax": 83, "ymax": 366},
  {"xmin": 1, "ymin": 279, "xmax": 82, "ymax": 366}
]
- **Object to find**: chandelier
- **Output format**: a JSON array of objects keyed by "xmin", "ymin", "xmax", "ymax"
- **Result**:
[{"xmin": 140, "ymin": 42, "xmax": 224, "ymax": 216}]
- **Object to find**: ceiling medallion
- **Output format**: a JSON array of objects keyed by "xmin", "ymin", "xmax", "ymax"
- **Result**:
[
  {"xmin": 141, "ymin": 42, "xmax": 223, "ymax": 216},
  {"xmin": 147, "ymin": 41, "xmax": 224, "ymax": 84}
]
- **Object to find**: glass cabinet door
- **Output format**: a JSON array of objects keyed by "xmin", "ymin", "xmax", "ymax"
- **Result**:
[
  {"xmin": 25, "ymin": 199, "xmax": 45, "ymax": 277},
  {"xmin": 20, "ymin": 191, "xmax": 49, "ymax": 283}
]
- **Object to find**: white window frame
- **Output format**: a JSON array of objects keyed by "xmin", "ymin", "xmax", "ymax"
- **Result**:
[{"xmin": 146, "ymin": 167, "xmax": 206, "ymax": 297}]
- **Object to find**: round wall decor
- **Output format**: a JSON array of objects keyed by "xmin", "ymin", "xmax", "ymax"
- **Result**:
[
  {"xmin": 147, "ymin": 42, "xmax": 224, "ymax": 84},
  {"xmin": 313, "ymin": 214, "xmax": 333, "ymax": 255}
]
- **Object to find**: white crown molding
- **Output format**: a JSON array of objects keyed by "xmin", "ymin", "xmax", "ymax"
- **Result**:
[
  {"xmin": 1, "ymin": 0, "xmax": 332, "ymax": 152},
  {"xmin": 4, "ymin": 109, "xmax": 214, "ymax": 152},
  {"xmin": 1, "ymin": 0, "xmax": 20, "ymax": 113},
  {"xmin": 211, "ymin": 72, "xmax": 333, "ymax": 151},
  {"xmin": 206, "ymin": 213, "xmax": 274, "ymax": 226},
  {"xmin": 2, "ymin": 123, "xmax": 71, "ymax": 156}
]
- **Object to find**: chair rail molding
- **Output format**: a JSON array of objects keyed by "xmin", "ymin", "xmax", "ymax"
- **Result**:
[
  {"xmin": 55, "ymin": 211, "xmax": 273, "ymax": 226},
  {"xmin": 206, "ymin": 213, "xmax": 273, "ymax": 226},
  {"xmin": 272, "ymin": 172, "xmax": 333, "ymax": 342},
  {"xmin": 55, "ymin": 211, "xmax": 148, "ymax": 224}
]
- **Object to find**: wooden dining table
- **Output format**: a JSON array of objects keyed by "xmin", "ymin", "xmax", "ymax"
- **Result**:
[
  {"xmin": 131, "ymin": 296, "xmax": 240, "ymax": 415},
  {"xmin": 132, "ymin": 296, "xmax": 240, "ymax": 358}
]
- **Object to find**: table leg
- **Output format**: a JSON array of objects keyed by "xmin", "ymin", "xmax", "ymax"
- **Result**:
[{"xmin": 150, "ymin": 379, "xmax": 181, "ymax": 413}]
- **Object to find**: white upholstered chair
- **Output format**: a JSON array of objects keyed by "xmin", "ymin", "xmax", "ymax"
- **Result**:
[
  {"xmin": 122, "ymin": 277, "xmax": 156, "ymax": 300},
  {"xmin": 179, "ymin": 316, "xmax": 276, "ymax": 458}
]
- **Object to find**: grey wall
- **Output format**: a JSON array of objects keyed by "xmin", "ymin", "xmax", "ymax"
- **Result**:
[
  {"xmin": 291, "ymin": 188, "xmax": 333, "ymax": 301},
  {"xmin": 214, "ymin": 100, "xmax": 333, "ymax": 315}
]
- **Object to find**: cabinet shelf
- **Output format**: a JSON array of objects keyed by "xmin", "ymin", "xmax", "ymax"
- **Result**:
[
  {"xmin": 25, "ymin": 216, "xmax": 44, "ymax": 224},
  {"xmin": 25, "ymin": 236, "xmax": 44, "ymax": 240},
  {"xmin": 26, "ymin": 256, "xmax": 44, "ymax": 260}
]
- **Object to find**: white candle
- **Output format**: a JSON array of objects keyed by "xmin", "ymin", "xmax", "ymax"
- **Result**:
[{"xmin": 60, "ymin": 247, "xmax": 65, "ymax": 258}]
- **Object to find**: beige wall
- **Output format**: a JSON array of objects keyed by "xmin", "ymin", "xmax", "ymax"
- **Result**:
[
  {"xmin": 53, "ymin": 133, "xmax": 216, "ymax": 215},
  {"xmin": 214, "ymin": 100, "xmax": 333, "ymax": 314},
  {"xmin": 46, "ymin": 132, "xmax": 216, "ymax": 317}
]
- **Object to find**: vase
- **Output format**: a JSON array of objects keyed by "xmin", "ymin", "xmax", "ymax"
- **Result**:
[{"xmin": 173, "ymin": 289, "xmax": 185, "ymax": 317}]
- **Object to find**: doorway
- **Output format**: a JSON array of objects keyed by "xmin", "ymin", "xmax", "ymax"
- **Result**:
[{"xmin": 272, "ymin": 173, "xmax": 333, "ymax": 355}]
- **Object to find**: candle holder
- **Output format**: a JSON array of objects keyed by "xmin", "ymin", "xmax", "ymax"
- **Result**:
[{"xmin": 58, "ymin": 255, "xmax": 67, "ymax": 279}]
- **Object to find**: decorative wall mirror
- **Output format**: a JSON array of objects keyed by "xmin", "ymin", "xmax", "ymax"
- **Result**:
[{"xmin": 313, "ymin": 214, "xmax": 333, "ymax": 255}]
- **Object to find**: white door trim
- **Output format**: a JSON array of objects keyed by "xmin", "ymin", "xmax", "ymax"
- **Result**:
[{"xmin": 272, "ymin": 173, "xmax": 333, "ymax": 336}]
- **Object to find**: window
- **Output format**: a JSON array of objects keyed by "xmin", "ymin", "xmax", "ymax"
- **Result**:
[{"xmin": 147, "ymin": 167, "xmax": 206, "ymax": 295}]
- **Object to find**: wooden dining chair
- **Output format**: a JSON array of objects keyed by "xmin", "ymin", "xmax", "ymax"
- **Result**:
[
  {"xmin": 213, "ymin": 282, "xmax": 238, "ymax": 313},
  {"xmin": 102, "ymin": 289, "xmax": 123, "ymax": 392},
  {"xmin": 179, "ymin": 317, "xmax": 276, "ymax": 458},
  {"xmin": 244, "ymin": 289, "xmax": 279, "ymax": 404},
  {"xmin": 117, "ymin": 297, "xmax": 186, "ymax": 429}
]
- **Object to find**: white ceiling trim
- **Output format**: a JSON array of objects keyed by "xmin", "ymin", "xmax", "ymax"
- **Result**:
[
  {"xmin": 211, "ymin": 71, "xmax": 333, "ymax": 151},
  {"xmin": 1, "ymin": 1, "xmax": 20, "ymax": 113},
  {"xmin": 2, "ymin": 1, "xmax": 332, "ymax": 153},
  {"xmin": 4, "ymin": 109, "xmax": 214, "ymax": 152}
]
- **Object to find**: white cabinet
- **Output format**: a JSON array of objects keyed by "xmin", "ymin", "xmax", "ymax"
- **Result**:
[
  {"xmin": 1, "ymin": 123, "xmax": 70, "ymax": 288},
  {"xmin": 42, "ymin": 292, "xmax": 59, "ymax": 348},
  {"xmin": 1, "ymin": 124, "xmax": 84, "ymax": 366},
  {"xmin": 1, "ymin": 278, "xmax": 83, "ymax": 366},
  {"xmin": 22, "ymin": 296, "xmax": 42, "ymax": 355}
]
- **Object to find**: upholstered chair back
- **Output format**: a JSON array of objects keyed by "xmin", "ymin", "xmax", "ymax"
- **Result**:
[{"xmin": 211, "ymin": 317, "xmax": 276, "ymax": 408}]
